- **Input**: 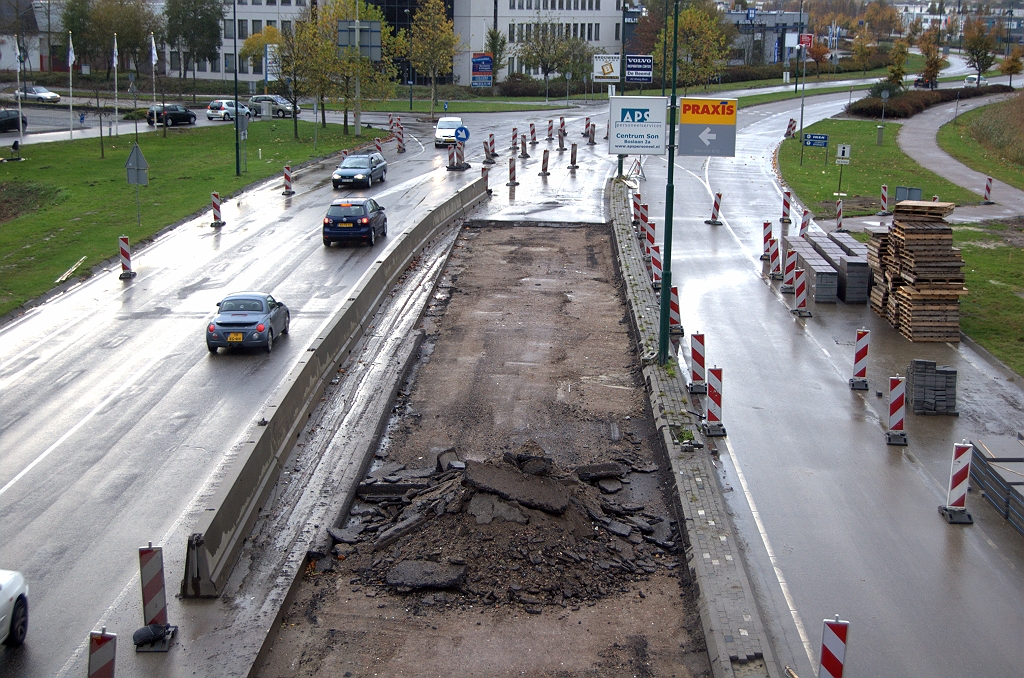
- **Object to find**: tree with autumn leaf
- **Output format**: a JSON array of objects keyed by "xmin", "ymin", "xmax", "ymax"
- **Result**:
[
  {"xmin": 410, "ymin": 0, "xmax": 460, "ymax": 119},
  {"xmin": 999, "ymin": 45, "xmax": 1023, "ymax": 87},
  {"xmin": 653, "ymin": 6, "xmax": 728, "ymax": 95},
  {"xmin": 851, "ymin": 26, "xmax": 874, "ymax": 75},
  {"xmin": 807, "ymin": 39, "xmax": 830, "ymax": 77},
  {"xmin": 962, "ymin": 17, "xmax": 997, "ymax": 85},
  {"xmin": 886, "ymin": 39, "xmax": 908, "ymax": 88},
  {"xmin": 917, "ymin": 29, "xmax": 942, "ymax": 87}
]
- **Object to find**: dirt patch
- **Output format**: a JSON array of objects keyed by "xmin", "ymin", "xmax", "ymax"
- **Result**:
[
  {"xmin": 816, "ymin": 195, "xmax": 877, "ymax": 218},
  {"xmin": 955, "ymin": 217, "xmax": 1024, "ymax": 248},
  {"xmin": 257, "ymin": 225, "xmax": 709, "ymax": 677}
]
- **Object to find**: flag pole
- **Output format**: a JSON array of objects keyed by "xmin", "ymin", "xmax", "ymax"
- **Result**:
[
  {"xmin": 68, "ymin": 31, "xmax": 74, "ymax": 141},
  {"xmin": 151, "ymin": 33, "xmax": 157, "ymax": 113},
  {"xmin": 114, "ymin": 34, "xmax": 119, "ymax": 136}
]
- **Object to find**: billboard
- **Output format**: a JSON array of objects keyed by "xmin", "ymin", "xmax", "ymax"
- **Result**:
[
  {"xmin": 608, "ymin": 96, "xmax": 669, "ymax": 155},
  {"xmin": 472, "ymin": 52, "xmax": 493, "ymax": 88},
  {"xmin": 593, "ymin": 55, "xmax": 620, "ymax": 82},
  {"xmin": 676, "ymin": 97, "xmax": 737, "ymax": 157},
  {"xmin": 625, "ymin": 55, "xmax": 653, "ymax": 83}
]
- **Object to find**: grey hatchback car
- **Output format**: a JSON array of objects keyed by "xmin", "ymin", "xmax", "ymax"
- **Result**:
[
  {"xmin": 206, "ymin": 293, "xmax": 290, "ymax": 353},
  {"xmin": 331, "ymin": 152, "xmax": 387, "ymax": 188}
]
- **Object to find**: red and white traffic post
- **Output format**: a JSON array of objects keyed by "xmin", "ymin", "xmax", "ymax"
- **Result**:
[
  {"xmin": 582, "ymin": 116, "xmax": 590, "ymax": 136},
  {"xmin": 768, "ymin": 238, "xmax": 783, "ymax": 279},
  {"xmin": 632, "ymin": 192, "xmax": 642, "ymax": 225},
  {"xmin": 878, "ymin": 184, "xmax": 891, "ymax": 215},
  {"xmin": 650, "ymin": 245, "xmax": 662, "ymax": 288},
  {"xmin": 645, "ymin": 218, "xmax": 656, "ymax": 256},
  {"xmin": 139, "ymin": 543, "xmax": 167, "ymax": 627},
  {"xmin": 818, "ymin": 616, "xmax": 849, "ymax": 678},
  {"xmin": 488, "ymin": 132, "xmax": 497, "ymax": 156},
  {"xmin": 799, "ymin": 208, "xmax": 810, "ymax": 237},
  {"xmin": 374, "ymin": 137, "xmax": 382, "ymax": 153},
  {"xmin": 447, "ymin": 144, "xmax": 456, "ymax": 169},
  {"xmin": 88, "ymin": 627, "xmax": 116, "ymax": 678},
  {"xmin": 669, "ymin": 286, "xmax": 682, "ymax": 334},
  {"xmin": 388, "ymin": 112, "xmax": 393, "ymax": 131},
  {"xmin": 639, "ymin": 203, "xmax": 650, "ymax": 243},
  {"xmin": 932, "ymin": 194, "xmax": 940, "ymax": 202},
  {"xmin": 939, "ymin": 441, "xmax": 975, "ymax": 524},
  {"xmin": 588, "ymin": 123, "xmax": 596, "ymax": 145},
  {"xmin": 282, "ymin": 165, "xmax": 294, "ymax": 196},
  {"xmin": 705, "ymin": 192, "xmax": 723, "ymax": 225},
  {"xmin": 780, "ymin": 190, "xmax": 792, "ymax": 224},
  {"xmin": 785, "ymin": 118, "xmax": 797, "ymax": 138},
  {"xmin": 688, "ymin": 333, "xmax": 706, "ymax": 394},
  {"xmin": 780, "ymin": 248, "xmax": 796, "ymax": 293},
  {"xmin": 761, "ymin": 221, "xmax": 772, "ymax": 260},
  {"xmin": 506, "ymin": 157, "xmax": 519, "ymax": 187},
  {"xmin": 568, "ymin": 143, "xmax": 579, "ymax": 170},
  {"xmin": 886, "ymin": 375, "xmax": 907, "ymax": 445},
  {"xmin": 557, "ymin": 128, "xmax": 566, "ymax": 152},
  {"xmin": 849, "ymin": 329, "xmax": 870, "ymax": 390},
  {"xmin": 482, "ymin": 141, "xmax": 495, "ymax": 165},
  {"xmin": 519, "ymin": 136, "xmax": 530, "ymax": 159},
  {"xmin": 210, "ymin": 191, "xmax": 224, "ymax": 227},
  {"xmin": 559, "ymin": 116, "xmax": 566, "ymax": 137},
  {"xmin": 835, "ymin": 199, "xmax": 844, "ymax": 230},
  {"xmin": 119, "ymin": 235, "xmax": 137, "ymax": 280},
  {"xmin": 481, "ymin": 166, "xmax": 489, "ymax": 191},
  {"xmin": 982, "ymin": 176, "xmax": 994, "ymax": 204},
  {"xmin": 546, "ymin": 119, "xmax": 554, "ymax": 140},
  {"xmin": 529, "ymin": 122, "xmax": 538, "ymax": 145},
  {"xmin": 511, "ymin": 127, "xmax": 518, "ymax": 149},
  {"xmin": 396, "ymin": 124, "xmax": 406, "ymax": 153},
  {"xmin": 703, "ymin": 367, "xmax": 726, "ymax": 436},
  {"xmin": 539, "ymin": 149, "xmax": 550, "ymax": 176},
  {"xmin": 791, "ymin": 268, "xmax": 811, "ymax": 317}
]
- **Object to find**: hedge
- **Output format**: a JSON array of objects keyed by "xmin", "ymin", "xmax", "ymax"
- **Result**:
[{"xmin": 847, "ymin": 84, "xmax": 1015, "ymax": 118}]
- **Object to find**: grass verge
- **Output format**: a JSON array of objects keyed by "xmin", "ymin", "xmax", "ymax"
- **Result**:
[
  {"xmin": 0, "ymin": 119, "xmax": 370, "ymax": 317},
  {"xmin": 777, "ymin": 118, "xmax": 980, "ymax": 218},
  {"xmin": 323, "ymin": 99, "xmax": 570, "ymax": 114},
  {"xmin": 738, "ymin": 83, "xmax": 873, "ymax": 109},
  {"xmin": 937, "ymin": 103, "xmax": 1024, "ymax": 192}
]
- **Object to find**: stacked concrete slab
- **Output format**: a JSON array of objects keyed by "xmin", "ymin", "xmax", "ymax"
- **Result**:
[
  {"xmin": 806, "ymin": 232, "xmax": 870, "ymax": 304},
  {"xmin": 780, "ymin": 235, "xmax": 838, "ymax": 303},
  {"xmin": 970, "ymin": 438, "xmax": 1024, "ymax": 538},
  {"xmin": 905, "ymin": 359, "xmax": 958, "ymax": 415}
]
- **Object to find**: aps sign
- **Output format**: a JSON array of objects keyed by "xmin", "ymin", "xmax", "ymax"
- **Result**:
[{"xmin": 608, "ymin": 96, "xmax": 668, "ymax": 155}]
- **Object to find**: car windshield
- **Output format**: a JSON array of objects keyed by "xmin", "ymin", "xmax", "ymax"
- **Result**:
[
  {"xmin": 273, "ymin": 96, "xmax": 289, "ymax": 104},
  {"xmin": 340, "ymin": 157, "xmax": 371, "ymax": 169},
  {"xmin": 35, "ymin": 87, "xmax": 51, "ymax": 93},
  {"xmin": 437, "ymin": 120, "xmax": 461, "ymax": 129},
  {"xmin": 220, "ymin": 298, "xmax": 265, "ymax": 312},
  {"xmin": 327, "ymin": 204, "xmax": 367, "ymax": 218}
]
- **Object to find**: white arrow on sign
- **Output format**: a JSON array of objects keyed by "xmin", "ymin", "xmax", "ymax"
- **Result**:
[{"xmin": 699, "ymin": 127, "xmax": 717, "ymax": 147}]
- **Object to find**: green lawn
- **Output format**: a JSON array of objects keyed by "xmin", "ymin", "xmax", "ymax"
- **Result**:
[
  {"xmin": 777, "ymin": 118, "xmax": 980, "ymax": 218},
  {"xmin": 738, "ymin": 83, "xmax": 874, "ymax": 109},
  {"xmin": 0, "ymin": 120, "xmax": 372, "ymax": 317},
  {"xmin": 324, "ymin": 99, "xmax": 570, "ymax": 115},
  {"xmin": 937, "ymin": 105, "xmax": 1024, "ymax": 192}
]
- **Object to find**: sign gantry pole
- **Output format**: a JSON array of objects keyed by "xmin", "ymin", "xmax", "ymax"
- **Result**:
[{"xmin": 658, "ymin": 0, "xmax": 681, "ymax": 366}]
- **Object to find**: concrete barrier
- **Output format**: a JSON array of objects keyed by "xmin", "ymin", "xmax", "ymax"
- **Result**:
[{"xmin": 182, "ymin": 178, "xmax": 487, "ymax": 597}]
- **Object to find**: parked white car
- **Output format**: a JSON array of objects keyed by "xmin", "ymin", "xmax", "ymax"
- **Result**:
[
  {"xmin": 0, "ymin": 569, "xmax": 28, "ymax": 647},
  {"xmin": 964, "ymin": 75, "xmax": 989, "ymax": 87}
]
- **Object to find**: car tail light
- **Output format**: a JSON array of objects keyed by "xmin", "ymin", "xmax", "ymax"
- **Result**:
[
  {"xmin": 208, "ymin": 324, "xmax": 216, "ymax": 332},
  {"xmin": 324, "ymin": 217, "xmax": 331, "ymax": 225},
  {"xmin": 359, "ymin": 217, "xmax": 369, "ymax": 224},
  {"xmin": 257, "ymin": 323, "xmax": 266, "ymax": 332}
]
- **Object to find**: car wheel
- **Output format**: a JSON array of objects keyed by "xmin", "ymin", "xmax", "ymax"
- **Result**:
[
  {"xmin": 224, "ymin": 113, "xmax": 231, "ymax": 121},
  {"xmin": 282, "ymin": 312, "xmax": 290, "ymax": 335},
  {"xmin": 166, "ymin": 116, "xmax": 175, "ymax": 127},
  {"xmin": 208, "ymin": 343, "xmax": 218, "ymax": 354},
  {"xmin": 265, "ymin": 330, "xmax": 274, "ymax": 353},
  {"xmin": 367, "ymin": 175, "xmax": 373, "ymax": 188},
  {"xmin": 3, "ymin": 597, "xmax": 27, "ymax": 647},
  {"xmin": 380, "ymin": 170, "xmax": 386, "ymax": 182},
  {"xmin": 324, "ymin": 238, "xmax": 331, "ymax": 247},
  {"xmin": 382, "ymin": 219, "xmax": 388, "ymax": 237},
  {"xmin": 368, "ymin": 226, "xmax": 376, "ymax": 247},
  {"xmin": 190, "ymin": 116, "xmax": 196, "ymax": 124}
]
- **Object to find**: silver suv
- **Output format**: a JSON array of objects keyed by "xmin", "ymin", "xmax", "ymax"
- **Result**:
[{"xmin": 249, "ymin": 94, "xmax": 299, "ymax": 118}]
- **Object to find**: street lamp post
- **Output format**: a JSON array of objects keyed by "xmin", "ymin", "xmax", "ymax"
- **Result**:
[
  {"xmin": 233, "ymin": 0, "xmax": 241, "ymax": 177},
  {"xmin": 657, "ymin": 0, "xmax": 681, "ymax": 366}
]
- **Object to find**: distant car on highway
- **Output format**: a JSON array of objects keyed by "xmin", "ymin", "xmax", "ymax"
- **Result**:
[
  {"xmin": 206, "ymin": 100, "xmax": 252, "ymax": 121},
  {"xmin": 206, "ymin": 293, "xmax": 290, "ymax": 354},
  {"xmin": 322, "ymin": 198, "xmax": 387, "ymax": 247},
  {"xmin": 433, "ymin": 116, "xmax": 464, "ymax": 147},
  {"xmin": 0, "ymin": 569, "xmax": 28, "ymax": 648},
  {"xmin": 249, "ymin": 94, "xmax": 299, "ymax": 117},
  {"xmin": 913, "ymin": 76, "xmax": 937, "ymax": 89},
  {"xmin": 331, "ymin": 152, "xmax": 387, "ymax": 188},
  {"xmin": 964, "ymin": 75, "xmax": 988, "ymax": 87},
  {"xmin": 146, "ymin": 104, "xmax": 196, "ymax": 127},
  {"xmin": 0, "ymin": 109, "xmax": 27, "ymax": 133},
  {"xmin": 14, "ymin": 85, "xmax": 60, "ymax": 103}
]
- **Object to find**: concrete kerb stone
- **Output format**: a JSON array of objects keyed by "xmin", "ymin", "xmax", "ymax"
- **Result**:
[{"xmin": 606, "ymin": 178, "xmax": 779, "ymax": 678}]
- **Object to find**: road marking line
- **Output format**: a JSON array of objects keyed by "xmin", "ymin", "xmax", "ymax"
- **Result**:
[
  {"xmin": 0, "ymin": 349, "xmax": 168, "ymax": 500},
  {"xmin": 722, "ymin": 436, "xmax": 815, "ymax": 669}
]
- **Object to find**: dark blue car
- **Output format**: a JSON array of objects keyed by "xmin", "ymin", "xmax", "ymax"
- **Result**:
[
  {"xmin": 206, "ymin": 292, "xmax": 290, "ymax": 353},
  {"xmin": 322, "ymin": 198, "xmax": 387, "ymax": 247}
]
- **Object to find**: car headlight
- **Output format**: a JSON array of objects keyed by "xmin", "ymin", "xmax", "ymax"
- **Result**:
[
  {"xmin": 333, "ymin": 172, "xmax": 341, "ymax": 178},
  {"xmin": 354, "ymin": 174, "xmax": 365, "ymax": 180}
]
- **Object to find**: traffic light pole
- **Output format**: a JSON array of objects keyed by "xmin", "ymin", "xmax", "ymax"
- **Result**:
[{"xmin": 657, "ymin": 0, "xmax": 680, "ymax": 366}]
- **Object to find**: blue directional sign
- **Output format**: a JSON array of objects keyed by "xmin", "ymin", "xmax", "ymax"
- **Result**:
[
  {"xmin": 455, "ymin": 126, "xmax": 470, "ymax": 142},
  {"xmin": 803, "ymin": 133, "xmax": 829, "ymax": 147}
]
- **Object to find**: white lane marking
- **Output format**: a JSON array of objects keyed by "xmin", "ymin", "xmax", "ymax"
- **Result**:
[
  {"xmin": 722, "ymin": 436, "xmax": 815, "ymax": 669},
  {"xmin": 0, "ymin": 349, "xmax": 168, "ymax": 499}
]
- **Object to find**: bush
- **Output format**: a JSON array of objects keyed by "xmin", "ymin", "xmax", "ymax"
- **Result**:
[
  {"xmin": 121, "ymin": 108, "xmax": 148, "ymax": 120},
  {"xmin": 847, "ymin": 84, "xmax": 1015, "ymax": 118}
]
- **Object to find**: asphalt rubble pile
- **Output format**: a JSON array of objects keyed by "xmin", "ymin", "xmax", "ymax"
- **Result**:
[{"xmin": 311, "ymin": 441, "xmax": 682, "ymax": 613}]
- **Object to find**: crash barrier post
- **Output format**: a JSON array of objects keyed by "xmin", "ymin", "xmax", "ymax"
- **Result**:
[
  {"xmin": 982, "ymin": 176, "xmax": 993, "ymax": 204},
  {"xmin": 940, "ymin": 441, "xmax": 974, "ymax": 524},
  {"xmin": 481, "ymin": 166, "xmax": 489, "ymax": 191},
  {"xmin": 639, "ymin": 203, "xmax": 649, "ymax": 236},
  {"xmin": 705, "ymin": 192, "xmax": 723, "ymax": 225},
  {"xmin": 519, "ymin": 136, "xmax": 530, "ymax": 159},
  {"xmin": 282, "ymin": 165, "xmax": 294, "ymax": 196},
  {"xmin": 849, "ymin": 329, "xmax": 869, "ymax": 390},
  {"xmin": 559, "ymin": 116, "xmax": 566, "ymax": 137},
  {"xmin": 632, "ymin": 192, "xmax": 642, "ymax": 225},
  {"xmin": 546, "ymin": 119, "xmax": 554, "ymax": 140},
  {"xmin": 456, "ymin": 142, "xmax": 467, "ymax": 168},
  {"xmin": 583, "ymin": 116, "xmax": 590, "ymax": 136},
  {"xmin": 835, "ymin": 199, "xmax": 843, "ymax": 230},
  {"xmin": 781, "ymin": 248, "xmax": 796, "ymax": 293},
  {"xmin": 568, "ymin": 143, "xmax": 579, "ymax": 170},
  {"xmin": 688, "ymin": 333, "xmax": 707, "ymax": 394},
  {"xmin": 557, "ymin": 129, "xmax": 566, "ymax": 152},
  {"xmin": 511, "ymin": 127, "xmax": 518, "ymax": 150},
  {"xmin": 119, "ymin": 236, "xmax": 137, "ymax": 280},
  {"xmin": 769, "ymin": 238, "xmax": 782, "ymax": 279},
  {"xmin": 396, "ymin": 125, "xmax": 406, "ymax": 153},
  {"xmin": 645, "ymin": 218, "xmax": 656, "ymax": 255},
  {"xmin": 818, "ymin": 616, "xmax": 849, "ymax": 678},
  {"xmin": 650, "ymin": 245, "xmax": 662, "ymax": 288},
  {"xmin": 447, "ymin": 144, "xmax": 456, "ymax": 170},
  {"xmin": 181, "ymin": 178, "xmax": 490, "ymax": 598},
  {"xmin": 669, "ymin": 286, "xmax": 682, "ymax": 333},
  {"xmin": 210, "ymin": 192, "xmax": 224, "ymax": 228},
  {"xmin": 791, "ymin": 268, "xmax": 811, "ymax": 317},
  {"xmin": 374, "ymin": 138, "xmax": 382, "ymax": 154},
  {"xmin": 799, "ymin": 209, "xmax": 810, "ymax": 237},
  {"xmin": 785, "ymin": 118, "xmax": 797, "ymax": 138},
  {"xmin": 761, "ymin": 221, "xmax": 771, "ymax": 260},
  {"xmin": 88, "ymin": 627, "xmax": 116, "ymax": 678},
  {"xmin": 388, "ymin": 112, "xmax": 393, "ymax": 131},
  {"xmin": 703, "ymin": 367, "xmax": 726, "ymax": 436},
  {"xmin": 139, "ymin": 543, "xmax": 167, "ymax": 625},
  {"xmin": 539, "ymin": 149, "xmax": 550, "ymax": 176},
  {"xmin": 529, "ymin": 123, "xmax": 538, "ymax": 145},
  {"xmin": 482, "ymin": 141, "xmax": 495, "ymax": 165},
  {"xmin": 780, "ymin": 189, "xmax": 792, "ymax": 223},
  {"xmin": 878, "ymin": 184, "xmax": 891, "ymax": 215},
  {"xmin": 507, "ymin": 157, "xmax": 519, "ymax": 186},
  {"xmin": 886, "ymin": 376, "xmax": 908, "ymax": 445},
  {"xmin": 488, "ymin": 133, "xmax": 497, "ymax": 156},
  {"xmin": 588, "ymin": 123, "xmax": 596, "ymax": 145}
]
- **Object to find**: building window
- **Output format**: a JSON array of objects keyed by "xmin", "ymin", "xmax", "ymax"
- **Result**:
[
  {"xmin": 525, "ymin": 23, "xmax": 531, "ymax": 40},
  {"xmin": 615, "ymin": 0, "xmax": 619, "ymax": 9},
  {"xmin": 517, "ymin": 24, "xmax": 523, "ymax": 41},
  {"xmin": 588, "ymin": 0, "xmax": 593, "ymax": 9},
  {"xmin": 518, "ymin": 0, "xmax": 523, "ymax": 7},
  {"xmin": 509, "ymin": 23, "xmax": 515, "ymax": 41},
  {"xmin": 252, "ymin": 56, "xmax": 262, "ymax": 74},
  {"xmin": 509, "ymin": 0, "xmax": 514, "ymax": 7},
  {"xmin": 614, "ymin": 22, "xmax": 619, "ymax": 40},
  {"xmin": 558, "ymin": 0, "xmax": 563, "ymax": 7},
  {"xmin": 573, "ymin": 0, "xmax": 578, "ymax": 9},
  {"xmin": 239, "ymin": 57, "xmax": 248, "ymax": 73},
  {"xmin": 170, "ymin": 51, "xmax": 180, "ymax": 70},
  {"xmin": 594, "ymin": 22, "xmax": 599, "ymax": 40},
  {"xmin": 543, "ymin": 0, "xmax": 547, "ymax": 7},
  {"xmin": 572, "ymin": 23, "xmax": 577, "ymax": 37},
  {"xmin": 238, "ymin": 20, "xmax": 248, "ymax": 39},
  {"xmin": 210, "ymin": 56, "xmax": 219, "ymax": 72},
  {"xmin": 252, "ymin": 0, "xmax": 261, "ymax": 4},
  {"xmin": 282, "ymin": 20, "xmax": 292, "ymax": 33},
  {"xmin": 595, "ymin": 0, "xmax": 599, "ymax": 9},
  {"xmin": 198, "ymin": 59, "xmax": 207, "ymax": 72},
  {"xmin": 587, "ymin": 23, "xmax": 592, "ymax": 40},
  {"xmin": 526, "ymin": 0, "xmax": 532, "ymax": 8},
  {"xmin": 266, "ymin": 0, "xmax": 275, "ymax": 5},
  {"xmin": 252, "ymin": 20, "xmax": 262, "ymax": 34},
  {"xmin": 508, "ymin": 56, "xmax": 514, "ymax": 73},
  {"xmin": 225, "ymin": 53, "xmax": 235, "ymax": 72},
  {"xmin": 224, "ymin": 19, "xmax": 234, "ymax": 39},
  {"xmin": 267, "ymin": 19, "xmax": 276, "ymax": 28}
]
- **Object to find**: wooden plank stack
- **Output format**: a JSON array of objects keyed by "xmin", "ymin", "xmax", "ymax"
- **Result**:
[{"xmin": 865, "ymin": 201, "xmax": 967, "ymax": 342}]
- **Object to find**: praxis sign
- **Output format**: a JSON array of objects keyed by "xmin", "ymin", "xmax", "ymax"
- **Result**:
[{"xmin": 608, "ymin": 96, "xmax": 669, "ymax": 155}]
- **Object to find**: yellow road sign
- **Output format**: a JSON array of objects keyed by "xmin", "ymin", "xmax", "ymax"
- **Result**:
[{"xmin": 678, "ymin": 98, "xmax": 737, "ymax": 125}]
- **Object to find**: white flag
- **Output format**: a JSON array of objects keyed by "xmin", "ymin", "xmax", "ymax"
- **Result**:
[
  {"xmin": 113, "ymin": 34, "xmax": 119, "ymax": 62},
  {"xmin": 68, "ymin": 33, "xmax": 75, "ymax": 67},
  {"xmin": 150, "ymin": 33, "xmax": 158, "ymax": 66}
]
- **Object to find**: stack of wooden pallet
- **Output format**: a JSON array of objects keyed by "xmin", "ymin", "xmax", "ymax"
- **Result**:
[
  {"xmin": 866, "ymin": 226, "xmax": 890, "ymax": 315},
  {"xmin": 865, "ymin": 201, "xmax": 967, "ymax": 342}
]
